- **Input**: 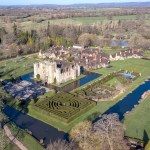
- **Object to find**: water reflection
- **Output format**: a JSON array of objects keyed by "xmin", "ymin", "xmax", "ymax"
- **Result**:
[{"xmin": 21, "ymin": 71, "xmax": 101, "ymax": 92}]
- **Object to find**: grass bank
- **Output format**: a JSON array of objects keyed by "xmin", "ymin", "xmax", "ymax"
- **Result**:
[{"xmin": 124, "ymin": 96, "xmax": 150, "ymax": 140}]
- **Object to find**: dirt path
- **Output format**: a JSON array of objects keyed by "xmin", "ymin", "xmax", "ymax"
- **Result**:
[{"xmin": 4, "ymin": 125, "xmax": 28, "ymax": 150}]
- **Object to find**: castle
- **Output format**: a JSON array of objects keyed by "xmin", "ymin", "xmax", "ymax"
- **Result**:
[
  {"xmin": 34, "ymin": 60, "xmax": 80, "ymax": 84},
  {"xmin": 34, "ymin": 47, "xmax": 143, "ymax": 85}
]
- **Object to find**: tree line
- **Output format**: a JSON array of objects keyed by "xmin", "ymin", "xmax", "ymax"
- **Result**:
[{"xmin": 1, "ymin": 10, "xmax": 150, "ymax": 60}]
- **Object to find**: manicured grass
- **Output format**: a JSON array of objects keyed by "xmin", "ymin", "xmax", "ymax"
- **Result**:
[
  {"xmin": 0, "ymin": 53, "xmax": 38, "ymax": 80},
  {"xmin": 124, "ymin": 96, "xmax": 150, "ymax": 140},
  {"xmin": 8, "ymin": 124, "xmax": 45, "ymax": 150},
  {"xmin": 106, "ymin": 77, "xmax": 122, "ymax": 86},
  {"xmin": 144, "ymin": 50, "xmax": 150, "ymax": 57},
  {"xmin": 93, "ymin": 58, "xmax": 150, "ymax": 78},
  {"xmin": 21, "ymin": 133, "xmax": 45, "ymax": 150}
]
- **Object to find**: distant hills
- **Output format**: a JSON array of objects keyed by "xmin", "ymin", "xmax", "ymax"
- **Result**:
[{"xmin": 1, "ymin": 2, "xmax": 150, "ymax": 8}]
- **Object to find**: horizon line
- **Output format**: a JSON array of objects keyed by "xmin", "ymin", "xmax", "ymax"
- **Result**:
[{"xmin": 0, "ymin": 1, "xmax": 150, "ymax": 6}]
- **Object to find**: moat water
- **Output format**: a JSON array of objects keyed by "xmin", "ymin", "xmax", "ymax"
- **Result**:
[
  {"xmin": 3, "ymin": 78, "xmax": 150, "ymax": 146},
  {"xmin": 21, "ymin": 71, "xmax": 101, "ymax": 92}
]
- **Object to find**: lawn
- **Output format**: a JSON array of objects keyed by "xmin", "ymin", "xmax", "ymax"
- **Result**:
[
  {"xmin": 8, "ymin": 123, "xmax": 45, "ymax": 150},
  {"xmin": 93, "ymin": 58, "xmax": 150, "ymax": 78},
  {"xmin": 17, "ymin": 15, "xmax": 142, "ymax": 30},
  {"xmin": 106, "ymin": 77, "xmax": 122, "ymax": 86},
  {"xmin": 124, "ymin": 96, "xmax": 150, "ymax": 140},
  {"xmin": 0, "ymin": 53, "xmax": 38, "ymax": 80},
  {"xmin": 144, "ymin": 50, "xmax": 150, "ymax": 57},
  {"xmin": 21, "ymin": 133, "xmax": 45, "ymax": 150}
]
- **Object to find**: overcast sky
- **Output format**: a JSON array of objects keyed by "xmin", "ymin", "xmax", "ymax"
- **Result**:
[{"xmin": 0, "ymin": 0, "xmax": 150, "ymax": 5}]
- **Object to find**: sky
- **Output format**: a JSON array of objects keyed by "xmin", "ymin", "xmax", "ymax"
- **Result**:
[{"xmin": 0, "ymin": 0, "xmax": 150, "ymax": 5}]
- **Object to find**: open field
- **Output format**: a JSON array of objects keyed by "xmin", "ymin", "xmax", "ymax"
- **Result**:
[
  {"xmin": 124, "ymin": 96, "xmax": 150, "ymax": 140},
  {"xmin": 5, "ymin": 14, "xmax": 141, "ymax": 30}
]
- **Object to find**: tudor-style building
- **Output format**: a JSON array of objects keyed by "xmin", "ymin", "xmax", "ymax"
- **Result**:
[{"xmin": 109, "ymin": 49, "xmax": 143, "ymax": 61}]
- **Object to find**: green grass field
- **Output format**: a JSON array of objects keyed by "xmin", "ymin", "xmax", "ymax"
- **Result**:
[
  {"xmin": 94, "ymin": 58, "xmax": 150, "ymax": 78},
  {"xmin": 17, "ymin": 15, "xmax": 139, "ymax": 30},
  {"xmin": 0, "ymin": 53, "xmax": 38, "ymax": 80},
  {"xmin": 21, "ymin": 133, "xmax": 44, "ymax": 150},
  {"xmin": 144, "ymin": 50, "xmax": 150, "ymax": 57},
  {"xmin": 8, "ymin": 123, "xmax": 44, "ymax": 150},
  {"xmin": 124, "ymin": 96, "xmax": 150, "ymax": 140},
  {"xmin": 106, "ymin": 77, "xmax": 122, "ymax": 86}
]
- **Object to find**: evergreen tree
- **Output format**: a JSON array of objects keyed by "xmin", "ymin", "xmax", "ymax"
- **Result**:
[{"xmin": 13, "ymin": 23, "xmax": 17, "ymax": 40}]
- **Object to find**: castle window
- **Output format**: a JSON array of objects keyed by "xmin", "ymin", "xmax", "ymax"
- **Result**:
[{"xmin": 61, "ymin": 69, "xmax": 63, "ymax": 74}]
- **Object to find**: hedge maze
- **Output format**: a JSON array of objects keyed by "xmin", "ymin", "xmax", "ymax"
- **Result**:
[{"xmin": 35, "ymin": 92, "xmax": 96, "ymax": 123}]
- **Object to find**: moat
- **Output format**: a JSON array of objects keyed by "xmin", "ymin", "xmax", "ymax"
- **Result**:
[
  {"xmin": 21, "ymin": 71, "xmax": 101, "ymax": 92},
  {"xmin": 3, "ymin": 80, "xmax": 150, "ymax": 146}
]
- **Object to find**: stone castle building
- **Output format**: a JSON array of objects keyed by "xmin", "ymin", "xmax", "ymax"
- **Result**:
[{"xmin": 34, "ymin": 60, "xmax": 80, "ymax": 84}]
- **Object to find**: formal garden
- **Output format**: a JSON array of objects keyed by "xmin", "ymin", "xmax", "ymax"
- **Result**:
[
  {"xmin": 73, "ymin": 71, "xmax": 139, "ymax": 101},
  {"xmin": 34, "ymin": 92, "xmax": 96, "ymax": 123}
]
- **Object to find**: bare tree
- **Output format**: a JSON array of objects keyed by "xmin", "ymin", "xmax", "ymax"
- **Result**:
[
  {"xmin": 70, "ymin": 121, "xmax": 101, "ymax": 150},
  {"xmin": 46, "ymin": 139, "xmax": 77, "ymax": 150},
  {"xmin": 94, "ymin": 114, "xmax": 129, "ymax": 150}
]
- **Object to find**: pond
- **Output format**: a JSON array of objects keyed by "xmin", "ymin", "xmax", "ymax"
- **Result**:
[
  {"xmin": 110, "ymin": 40, "xmax": 128, "ymax": 47},
  {"xmin": 21, "ymin": 71, "xmax": 101, "ymax": 92}
]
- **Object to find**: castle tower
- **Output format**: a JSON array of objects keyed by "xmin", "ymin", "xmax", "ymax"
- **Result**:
[
  {"xmin": 56, "ymin": 68, "xmax": 61, "ymax": 84},
  {"xmin": 77, "ymin": 64, "xmax": 81, "ymax": 77},
  {"xmin": 34, "ymin": 63, "xmax": 39, "ymax": 78},
  {"xmin": 47, "ymin": 62, "xmax": 56, "ymax": 84}
]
